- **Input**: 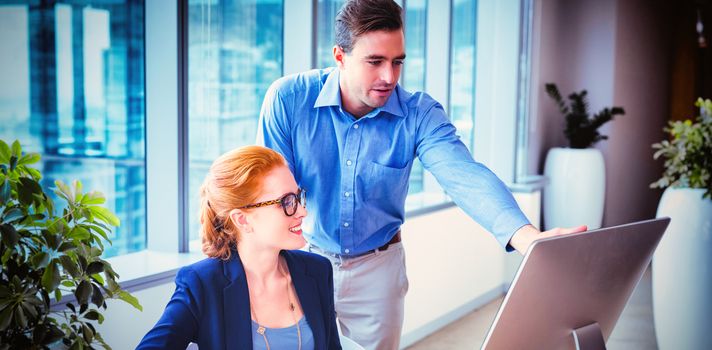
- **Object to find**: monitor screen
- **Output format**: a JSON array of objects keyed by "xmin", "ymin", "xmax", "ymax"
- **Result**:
[{"xmin": 482, "ymin": 218, "xmax": 670, "ymax": 350}]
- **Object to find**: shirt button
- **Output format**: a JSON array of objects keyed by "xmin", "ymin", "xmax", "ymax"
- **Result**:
[
  {"xmin": 344, "ymin": 191, "xmax": 350, "ymax": 197},
  {"xmin": 346, "ymin": 160, "xmax": 352, "ymax": 166},
  {"xmin": 345, "ymin": 249, "xmax": 350, "ymax": 254},
  {"xmin": 343, "ymin": 222, "xmax": 349, "ymax": 227},
  {"xmin": 353, "ymin": 124, "xmax": 359, "ymax": 129}
]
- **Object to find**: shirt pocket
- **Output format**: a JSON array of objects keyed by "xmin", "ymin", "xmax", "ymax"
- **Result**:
[{"xmin": 365, "ymin": 161, "xmax": 411, "ymax": 201}]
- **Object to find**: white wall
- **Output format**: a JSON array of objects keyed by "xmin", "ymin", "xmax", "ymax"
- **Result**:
[
  {"xmin": 94, "ymin": 192, "xmax": 538, "ymax": 349},
  {"xmin": 528, "ymin": 0, "xmax": 671, "ymax": 227}
]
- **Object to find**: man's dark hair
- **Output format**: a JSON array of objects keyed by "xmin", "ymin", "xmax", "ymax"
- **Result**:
[{"xmin": 335, "ymin": 0, "xmax": 403, "ymax": 53}]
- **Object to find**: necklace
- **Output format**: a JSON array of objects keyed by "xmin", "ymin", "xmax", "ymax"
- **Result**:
[{"xmin": 250, "ymin": 260, "xmax": 302, "ymax": 350}]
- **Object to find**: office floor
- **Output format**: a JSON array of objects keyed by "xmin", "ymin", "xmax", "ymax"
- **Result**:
[{"xmin": 406, "ymin": 266, "xmax": 657, "ymax": 350}]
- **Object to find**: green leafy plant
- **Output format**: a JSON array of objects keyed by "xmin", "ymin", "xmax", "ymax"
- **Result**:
[
  {"xmin": 545, "ymin": 83, "xmax": 626, "ymax": 148},
  {"xmin": 0, "ymin": 139, "xmax": 142, "ymax": 349},
  {"xmin": 651, "ymin": 98, "xmax": 712, "ymax": 199}
]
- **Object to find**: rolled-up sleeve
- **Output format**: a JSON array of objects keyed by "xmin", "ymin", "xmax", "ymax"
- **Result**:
[{"xmin": 415, "ymin": 102, "xmax": 530, "ymax": 250}]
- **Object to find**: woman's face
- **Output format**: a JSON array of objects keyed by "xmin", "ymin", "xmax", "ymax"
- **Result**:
[{"xmin": 243, "ymin": 165, "xmax": 307, "ymax": 250}]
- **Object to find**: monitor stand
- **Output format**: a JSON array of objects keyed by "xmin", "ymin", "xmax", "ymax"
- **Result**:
[{"xmin": 572, "ymin": 322, "xmax": 606, "ymax": 350}]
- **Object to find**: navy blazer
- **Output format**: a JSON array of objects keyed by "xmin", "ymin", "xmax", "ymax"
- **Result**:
[{"xmin": 137, "ymin": 249, "xmax": 341, "ymax": 349}]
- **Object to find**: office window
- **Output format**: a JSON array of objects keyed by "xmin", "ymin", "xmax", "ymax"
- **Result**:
[
  {"xmin": 187, "ymin": 0, "xmax": 284, "ymax": 242},
  {"xmin": 403, "ymin": 0, "xmax": 427, "ymax": 195},
  {"xmin": 315, "ymin": 0, "xmax": 345, "ymax": 69},
  {"xmin": 450, "ymin": 0, "xmax": 477, "ymax": 152},
  {"xmin": 402, "ymin": 0, "xmax": 427, "ymax": 93},
  {"xmin": 0, "ymin": 2, "xmax": 146, "ymax": 258}
]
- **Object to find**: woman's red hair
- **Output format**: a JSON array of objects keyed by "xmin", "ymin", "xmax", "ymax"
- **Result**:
[{"xmin": 198, "ymin": 145, "xmax": 286, "ymax": 260}]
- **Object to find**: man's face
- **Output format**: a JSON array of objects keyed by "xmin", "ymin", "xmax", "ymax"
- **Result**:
[{"xmin": 334, "ymin": 29, "xmax": 405, "ymax": 118}]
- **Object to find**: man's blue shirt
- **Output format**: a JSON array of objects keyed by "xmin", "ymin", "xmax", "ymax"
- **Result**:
[{"xmin": 257, "ymin": 67, "xmax": 530, "ymax": 256}]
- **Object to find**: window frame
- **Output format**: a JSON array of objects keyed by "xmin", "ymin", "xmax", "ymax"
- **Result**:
[{"xmin": 100, "ymin": 0, "xmax": 538, "ymax": 292}]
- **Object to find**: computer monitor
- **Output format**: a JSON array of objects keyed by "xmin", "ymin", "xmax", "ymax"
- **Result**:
[{"xmin": 482, "ymin": 218, "xmax": 670, "ymax": 350}]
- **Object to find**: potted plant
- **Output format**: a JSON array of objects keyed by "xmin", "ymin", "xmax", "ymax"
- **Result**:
[
  {"xmin": 542, "ymin": 83, "xmax": 625, "ymax": 230},
  {"xmin": 0, "ymin": 139, "xmax": 142, "ymax": 349},
  {"xmin": 650, "ymin": 98, "xmax": 712, "ymax": 350}
]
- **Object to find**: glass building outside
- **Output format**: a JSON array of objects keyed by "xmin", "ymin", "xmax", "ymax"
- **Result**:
[
  {"xmin": 187, "ymin": 0, "xmax": 284, "ymax": 241},
  {"xmin": 0, "ymin": 1, "xmax": 146, "ymax": 258},
  {"xmin": 449, "ymin": 0, "xmax": 477, "ymax": 152},
  {"xmin": 402, "ymin": 0, "xmax": 427, "ymax": 195}
]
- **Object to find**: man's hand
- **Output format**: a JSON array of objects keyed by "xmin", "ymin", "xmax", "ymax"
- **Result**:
[{"xmin": 508, "ymin": 224, "xmax": 588, "ymax": 255}]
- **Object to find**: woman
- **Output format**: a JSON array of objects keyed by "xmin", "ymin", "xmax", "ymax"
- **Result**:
[{"xmin": 137, "ymin": 146, "xmax": 341, "ymax": 349}]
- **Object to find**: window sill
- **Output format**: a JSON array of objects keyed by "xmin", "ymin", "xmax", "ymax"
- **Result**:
[
  {"xmin": 51, "ymin": 250, "xmax": 204, "ymax": 309},
  {"xmin": 105, "ymin": 250, "xmax": 205, "ymax": 292},
  {"xmin": 80, "ymin": 176, "xmax": 546, "ymax": 297}
]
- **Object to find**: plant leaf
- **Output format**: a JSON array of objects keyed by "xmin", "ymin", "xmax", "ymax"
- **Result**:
[
  {"xmin": 88, "ymin": 224, "xmax": 111, "ymax": 244},
  {"xmin": 0, "ymin": 179, "xmax": 10, "ymax": 203},
  {"xmin": 17, "ymin": 153, "xmax": 40, "ymax": 166},
  {"xmin": 80, "ymin": 191, "xmax": 105, "ymax": 205},
  {"xmin": 14, "ymin": 301, "xmax": 26, "ymax": 328},
  {"xmin": 86, "ymin": 261, "xmax": 104, "ymax": 275},
  {"xmin": 84, "ymin": 309, "xmax": 101, "ymax": 321},
  {"xmin": 42, "ymin": 324, "xmax": 65, "ymax": 346},
  {"xmin": 41, "ymin": 260, "xmax": 61, "ymax": 292},
  {"xmin": 18, "ymin": 177, "xmax": 43, "ymax": 206},
  {"xmin": 90, "ymin": 284, "xmax": 104, "ymax": 308},
  {"xmin": 10, "ymin": 140, "xmax": 21, "ymax": 158},
  {"xmin": 72, "ymin": 180, "xmax": 83, "ymax": 202},
  {"xmin": 82, "ymin": 323, "xmax": 94, "ymax": 344},
  {"xmin": 8, "ymin": 156, "xmax": 17, "ymax": 172},
  {"xmin": 69, "ymin": 339, "xmax": 83, "ymax": 350},
  {"xmin": 117, "ymin": 290, "xmax": 142, "ymax": 311},
  {"xmin": 0, "ymin": 140, "xmax": 10, "ymax": 163},
  {"xmin": 75, "ymin": 280, "xmax": 92, "ymax": 305},
  {"xmin": 88, "ymin": 206, "xmax": 120, "ymax": 227},
  {"xmin": 58, "ymin": 241, "xmax": 76, "ymax": 252},
  {"xmin": 54, "ymin": 180, "xmax": 73, "ymax": 204},
  {"xmin": 0, "ymin": 224, "xmax": 19, "ymax": 247},
  {"xmin": 25, "ymin": 166, "xmax": 41, "ymax": 181},
  {"xmin": 68, "ymin": 226, "xmax": 91, "ymax": 241},
  {"xmin": 30, "ymin": 251, "xmax": 50, "ymax": 269},
  {"xmin": 59, "ymin": 255, "xmax": 81, "ymax": 278},
  {"xmin": 0, "ymin": 304, "xmax": 13, "ymax": 329},
  {"xmin": 2, "ymin": 207, "xmax": 23, "ymax": 223}
]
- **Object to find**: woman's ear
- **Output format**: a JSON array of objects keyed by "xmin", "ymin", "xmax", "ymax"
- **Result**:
[{"xmin": 229, "ymin": 208, "xmax": 253, "ymax": 234}]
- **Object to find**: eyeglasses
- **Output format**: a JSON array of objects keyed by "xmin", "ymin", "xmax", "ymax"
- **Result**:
[{"xmin": 237, "ymin": 188, "xmax": 306, "ymax": 217}]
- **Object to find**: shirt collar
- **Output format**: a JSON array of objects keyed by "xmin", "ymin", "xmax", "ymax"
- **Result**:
[{"xmin": 314, "ymin": 68, "xmax": 405, "ymax": 119}]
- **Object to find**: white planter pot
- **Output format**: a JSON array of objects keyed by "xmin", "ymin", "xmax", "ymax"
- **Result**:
[
  {"xmin": 543, "ymin": 147, "xmax": 605, "ymax": 230},
  {"xmin": 653, "ymin": 187, "xmax": 712, "ymax": 350}
]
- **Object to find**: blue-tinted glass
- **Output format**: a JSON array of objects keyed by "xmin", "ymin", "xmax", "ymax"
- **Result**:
[
  {"xmin": 449, "ymin": 0, "xmax": 477, "ymax": 152},
  {"xmin": 188, "ymin": 0, "xmax": 284, "ymax": 242},
  {"xmin": 0, "ymin": 2, "xmax": 146, "ymax": 258},
  {"xmin": 316, "ymin": 0, "xmax": 345, "ymax": 69},
  {"xmin": 403, "ymin": 0, "xmax": 427, "ymax": 195},
  {"xmin": 402, "ymin": 0, "xmax": 426, "ymax": 93}
]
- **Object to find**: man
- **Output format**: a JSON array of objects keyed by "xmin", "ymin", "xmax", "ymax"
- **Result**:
[{"xmin": 257, "ymin": 0, "xmax": 586, "ymax": 348}]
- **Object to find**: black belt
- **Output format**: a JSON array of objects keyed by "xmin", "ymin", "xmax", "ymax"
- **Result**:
[{"xmin": 313, "ymin": 230, "xmax": 402, "ymax": 259}]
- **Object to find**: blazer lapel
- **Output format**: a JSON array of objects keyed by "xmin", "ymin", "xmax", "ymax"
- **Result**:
[
  {"xmin": 223, "ymin": 253, "xmax": 253, "ymax": 350},
  {"xmin": 284, "ymin": 251, "xmax": 326, "ymax": 350}
]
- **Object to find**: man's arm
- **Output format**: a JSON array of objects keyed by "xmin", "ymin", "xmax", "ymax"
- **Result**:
[
  {"xmin": 415, "ymin": 102, "xmax": 530, "ymax": 249},
  {"xmin": 414, "ymin": 99, "xmax": 587, "ymax": 250},
  {"xmin": 508, "ymin": 224, "xmax": 588, "ymax": 255},
  {"xmin": 256, "ymin": 81, "xmax": 296, "ymax": 173}
]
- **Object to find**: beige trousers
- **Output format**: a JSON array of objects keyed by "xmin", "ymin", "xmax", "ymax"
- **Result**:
[{"xmin": 309, "ymin": 242, "xmax": 409, "ymax": 350}]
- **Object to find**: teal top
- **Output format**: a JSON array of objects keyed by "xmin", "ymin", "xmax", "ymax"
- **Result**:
[{"xmin": 251, "ymin": 316, "xmax": 315, "ymax": 350}]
